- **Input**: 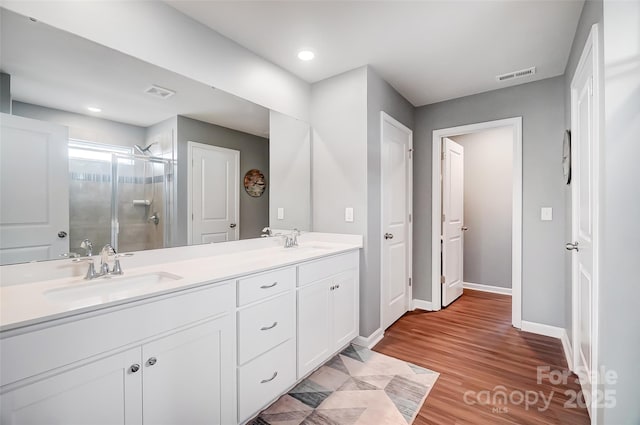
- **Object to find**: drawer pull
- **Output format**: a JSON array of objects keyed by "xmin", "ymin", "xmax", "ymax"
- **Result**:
[
  {"xmin": 260, "ymin": 282, "xmax": 278, "ymax": 289},
  {"xmin": 260, "ymin": 321, "xmax": 278, "ymax": 331},
  {"xmin": 260, "ymin": 371, "xmax": 278, "ymax": 384}
]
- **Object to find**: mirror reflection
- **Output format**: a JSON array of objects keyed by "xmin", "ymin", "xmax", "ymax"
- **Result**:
[{"xmin": 0, "ymin": 8, "xmax": 309, "ymax": 266}]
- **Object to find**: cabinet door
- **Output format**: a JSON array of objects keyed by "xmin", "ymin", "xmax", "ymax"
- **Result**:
[
  {"xmin": 0, "ymin": 348, "xmax": 142, "ymax": 425},
  {"xmin": 332, "ymin": 270, "xmax": 359, "ymax": 351},
  {"xmin": 142, "ymin": 314, "xmax": 235, "ymax": 425},
  {"xmin": 297, "ymin": 278, "xmax": 333, "ymax": 377}
]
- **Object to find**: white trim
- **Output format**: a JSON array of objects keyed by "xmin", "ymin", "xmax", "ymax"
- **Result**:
[
  {"xmin": 520, "ymin": 321, "xmax": 564, "ymax": 338},
  {"xmin": 463, "ymin": 282, "xmax": 512, "ymax": 296},
  {"xmin": 431, "ymin": 117, "xmax": 522, "ymax": 329},
  {"xmin": 570, "ymin": 23, "xmax": 601, "ymax": 425},
  {"xmin": 352, "ymin": 328, "xmax": 384, "ymax": 349},
  {"xmin": 380, "ymin": 112, "xmax": 413, "ymax": 332},
  {"xmin": 561, "ymin": 329, "xmax": 574, "ymax": 372},
  {"xmin": 412, "ymin": 299, "xmax": 434, "ymax": 311},
  {"xmin": 521, "ymin": 322, "xmax": 574, "ymax": 371}
]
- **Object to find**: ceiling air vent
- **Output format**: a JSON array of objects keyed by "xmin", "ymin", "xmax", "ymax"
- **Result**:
[
  {"xmin": 496, "ymin": 67, "xmax": 536, "ymax": 82},
  {"xmin": 144, "ymin": 85, "xmax": 176, "ymax": 99}
]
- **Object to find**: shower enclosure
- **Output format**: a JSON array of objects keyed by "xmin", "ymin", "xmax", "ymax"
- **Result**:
[{"xmin": 68, "ymin": 140, "xmax": 175, "ymax": 254}]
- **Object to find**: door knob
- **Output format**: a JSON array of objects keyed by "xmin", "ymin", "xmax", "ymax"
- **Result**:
[
  {"xmin": 384, "ymin": 233, "xmax": 394, "ymax": 240},
  {"xmin": 565, "ymin": 242, "xmax": 579, "ymax": 251},
  {"xmin": 57, "ymin": 231, "xmax": 68, "ymax": 239},
  {"xmin": 229, "ymin": 223, "xmax": 237, "ymax": 228},
  {"xmin": 147, "ymin": 357, "xmax": 157, "ymax": 366},
  {"xmin": 461, "ymin": 226, "xmax": 469, "ymax": 231},
  {"xmin": 130, "ymin": 364, "xmax": 140, "ymax": 373}
]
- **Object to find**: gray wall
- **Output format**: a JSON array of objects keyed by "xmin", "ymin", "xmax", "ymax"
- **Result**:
[
  {"xmin": 563, "ymin": 0, "xmax": 603, "ymax": 344},
  {"xmin": 0, "ymin": 73, "xmax": 11, "ymax": 113},
  {"xmin": 413, "ymin": 76, "xmax": 567, "ymax": 327},
  {"xmin": 269, "ymin": 110, "xmax": 311, "ymax": 231},
  {"xmin": 311, "ymin": 66, "xmax": 414, "ymax": 338},
  {"xmin": 451, "ymin": 127, "xmax": 513, "ymax": 288},
  {"xmin": 175, "ymin": 116, "xmax": 269, "ymax": 245},
  {"xmin": 599, "ymin": 1, "xmax": 640, "ymax": 422},
  {"xmin": 365, "ymin": 67, "xmax": 414, "ymax": 336},
  {"xmin": 12, "ymin": 101, "xmax": 146, "ymax": 147}
]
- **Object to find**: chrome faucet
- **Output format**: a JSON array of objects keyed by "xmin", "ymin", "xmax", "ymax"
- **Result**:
[
  {"xmin": 100, "ymin": 244, "xmax": 116, "ymax": 275},
  {"xmin": 284, "ymin": 229, "xmax": 300, "ymax": 248},
  {"xmin": 72, "ymin": 243, "xmax": 133, "ymax": 280},
  {"xmin": 261, "ymin": 227, "xmax": 273, "ymax": 237}
]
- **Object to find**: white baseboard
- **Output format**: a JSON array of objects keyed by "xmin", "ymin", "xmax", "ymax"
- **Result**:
[
  {"xmin": 560, "ymin": 329, "xmax": 574, "ymax": 371},
  {"xmin": 352, "ymin": 328, "xmax": 384, "ymax": 349},
  {"xmin": 463, "ymin": 282, "xmax": 512, "ymax": 295},
  {"xmin": 412, "ymin": 299, "xmax": 434, "ymax": 311},
  {"xmin": 520, "ymin": 321, "xmax": 564, "ymax": 338}
]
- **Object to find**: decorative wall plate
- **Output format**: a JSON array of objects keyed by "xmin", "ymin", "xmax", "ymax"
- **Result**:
[{"xmin": 244, "ymin": 169, "xmax": 266, "ymax": 197}]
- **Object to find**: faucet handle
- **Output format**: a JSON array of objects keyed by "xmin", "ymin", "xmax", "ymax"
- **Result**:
[{"xmin": 80, "ymin": 239, "xmax": 93, "ymax": 256}]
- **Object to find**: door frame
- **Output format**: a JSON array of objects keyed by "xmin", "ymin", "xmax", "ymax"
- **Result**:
[
  {"xmin": 431, "ymin": 117, "xmax": 522, "ymax": 327},
  {"xmin": 187, "ymin": 141, "xmax": 240, "ymax": 245},
  {"xmin": 380, "ymin": 111, "xmax": 413, "ymax": 330},
  {"xmin": 570, "ymin": 23, "xmax": 601, "ymax": 424}
]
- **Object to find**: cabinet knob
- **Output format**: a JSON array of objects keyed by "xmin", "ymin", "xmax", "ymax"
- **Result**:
[
  {"xmin": 147, "ymin": 357, "xmax": 157, "ymax": 366},
  {"xmin": 130, "ymin": 364, "xmax": 140, "ymax": 373},
  {"xmin": 336, "ymin": 284, "xmax": 340, "ymax": 289},
  {"xmin": 260, "ymin": 371, "xmax": 278, "ymax": 384}
]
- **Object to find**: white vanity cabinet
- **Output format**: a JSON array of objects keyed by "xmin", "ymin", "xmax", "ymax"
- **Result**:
[
  {"xmin": 236, "ymin": 267, "xmax": 297, "ymax": 423},
  {"xmin": 0, "ymin": 282, "xmax": 237, "ymax": 425},
  {"xmin": 297, "ymin": 251, "xmax": 359, "ymax": 378}
]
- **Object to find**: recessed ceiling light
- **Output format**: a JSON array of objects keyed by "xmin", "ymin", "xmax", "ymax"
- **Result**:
[
  {"xmin": 297, "ymin": 50, "xmax": 315, "ymax": 61},
  {"xmin": 87, "ymin": 106, "xmax": 101, "ymax": 113}
]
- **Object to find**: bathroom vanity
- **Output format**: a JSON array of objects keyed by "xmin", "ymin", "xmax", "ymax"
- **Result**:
[{"xmin": 0, "ymin": 233, "xmax": 361, "ymax": 424}]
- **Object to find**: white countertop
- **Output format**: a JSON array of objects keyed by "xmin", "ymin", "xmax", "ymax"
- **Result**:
[{"xmin": 0, "ymin": 234, "xmax": 362, "ymax": 332}]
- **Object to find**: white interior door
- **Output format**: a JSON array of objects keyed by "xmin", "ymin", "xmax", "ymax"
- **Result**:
[
  {"xmin": 381, "ymin": 112, "xmax": 412, "ymax": 330},
  {"xmin": 0, "ymin": 113, "xmax": 69, "ymax": 265},
  {"xmin": 570, "ymin": 26, "xmax": 599, "ymax": 418},
  {"xmin": 189, "ymin": 142, "xmax": 239, "ymax": 244},
  {"xmin": 442, "ymin": 138, "xmax": 464, "ymax": 307}
]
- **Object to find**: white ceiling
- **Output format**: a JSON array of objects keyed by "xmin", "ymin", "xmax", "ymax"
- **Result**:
[
  {"xmin": 167, "ymin": 0, "xmax": 585, "ymax": 106},
  {"xmin": 0, "ymin": 8, "xmax": 270, "ymax": 137}
]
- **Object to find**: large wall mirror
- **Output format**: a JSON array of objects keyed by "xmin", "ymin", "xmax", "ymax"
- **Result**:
[{"xmin": 0, "ymin": 8, "xmax": 311, "ymax": 266}]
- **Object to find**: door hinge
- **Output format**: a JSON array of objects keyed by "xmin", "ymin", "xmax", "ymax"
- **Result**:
[
  {"xmin": 409, "ymin": 277, "xmax": 412, "ymax": 287},
  {"xmin": 588, "ymin": 77, "xmax": 594, "ymax": 96},
  {"xmin": 408, "ymin": 148, "xmax": 414, "ymax": 159},
  {"xmin": 441, "ymin": 150, "xmax": 445, "ymax": 160},
  {"xmin": 409, "ymin": 213, "xmax": 412, "ymax": 223},
  {"xmin": 192, "ymin": 213, "xmax": 194, "ymax": 220},
  {"xmin": 442, "ymin": 213, "xmax": 446, "ymax": 222},
  {"xmin": 441, "ymin": 275, "xmax": 445, "ymax": 284}
]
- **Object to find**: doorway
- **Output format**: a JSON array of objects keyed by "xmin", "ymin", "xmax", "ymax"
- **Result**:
[{"xmin": 432, "ymin": 117, "xmax": 523, "ymax": 327}]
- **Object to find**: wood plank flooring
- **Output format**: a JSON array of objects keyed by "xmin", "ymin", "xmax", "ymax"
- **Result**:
[{"xmin": 373, "ymin": 290, "xmax": 591, "ymax": 425}]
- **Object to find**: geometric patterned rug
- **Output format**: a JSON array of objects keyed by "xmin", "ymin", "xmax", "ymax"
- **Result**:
[{"xmin": 248, "ymin": 344, "xmax": 439, "ymax": 425}]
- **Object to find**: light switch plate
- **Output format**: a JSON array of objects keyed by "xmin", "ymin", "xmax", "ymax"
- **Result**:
[
  {"xmin": 277, "ymin": 208, "xmax": 284, "ymax": 220},
  {"xmin": 541, "ymin": 207, "xmax": 553, "ymax": 221},
  {"xmin": 345, "ymin": 207, "xmax": 354, "ymax": 223}
]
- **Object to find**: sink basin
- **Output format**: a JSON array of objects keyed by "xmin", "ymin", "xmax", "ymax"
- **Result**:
[{"xmin": 44, "ymin": 272, "xmax": 183, "ymax": 302}]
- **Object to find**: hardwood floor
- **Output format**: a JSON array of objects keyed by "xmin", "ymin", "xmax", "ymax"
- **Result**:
[{"xmin": 374, "ymin": 290, "xmax": 590, "ymax": 425}]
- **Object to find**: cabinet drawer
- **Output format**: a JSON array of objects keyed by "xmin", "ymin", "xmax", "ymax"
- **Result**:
[
  {"xmin": 298, "ymin": 251, "xmax": 358, "ymax": 287},
  {"xmin": 237, "ymin": 292, "xmax": 294, "ymax": 365},
  {"xmin": 238, "ymin": 340, "xmax": 296, "ymax": 423},
  {"xmin": 237, "ymin": 267, "xmax": 295, "ymax": 306}
]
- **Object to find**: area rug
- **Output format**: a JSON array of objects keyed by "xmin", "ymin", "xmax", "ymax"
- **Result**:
[{"xmin": 249, "ymin": 344, "xmax": 439, "ymax": 425}]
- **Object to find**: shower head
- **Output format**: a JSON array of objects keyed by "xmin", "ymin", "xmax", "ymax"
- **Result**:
[{"xmin": 133, "ymin": 143, "xmax": 157, "ymax": 156}]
